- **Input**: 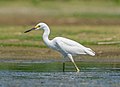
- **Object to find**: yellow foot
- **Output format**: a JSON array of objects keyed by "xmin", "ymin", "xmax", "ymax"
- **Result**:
[{"xmin": 76, "ymin": 68, "xmax": 80, "ymax": 72}]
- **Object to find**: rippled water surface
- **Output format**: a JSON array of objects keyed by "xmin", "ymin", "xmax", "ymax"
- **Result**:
[
  {"xmin": 0, "ymin": 61, "xmax": 120, "ymax": 87},
  {"xmin": 0, "ymin": 70, "xmax": 119, "ymax": 87}
]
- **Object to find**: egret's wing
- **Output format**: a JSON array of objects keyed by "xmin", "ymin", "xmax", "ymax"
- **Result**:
[
  {"xmin": 54, "ymin": 37, "xmax": 95, "ymax": 56},
  {"xmin": 54, "ymin": 37, "xmax": 87, "ymax": 55},
  {"xmin": 60, "ymin": 37, "xmax": 85, "ymax": 48},
  {"xmin": 55, "ymin": 37, "xmax": 86, "ymax": 48}
]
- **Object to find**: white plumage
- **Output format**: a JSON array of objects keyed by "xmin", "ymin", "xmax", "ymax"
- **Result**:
[
  {"xmin": 52, "ymin": 37, "xmax": 95, "ymax": 56},
  {"xmin": 24, "ymin": 22, "xmax": 95, "ymax": 72}
]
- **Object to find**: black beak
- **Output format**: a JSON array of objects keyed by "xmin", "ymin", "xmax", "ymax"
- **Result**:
[{"xmin": 24, "ymin": 28, "xmax": 36, "ymax": 33}]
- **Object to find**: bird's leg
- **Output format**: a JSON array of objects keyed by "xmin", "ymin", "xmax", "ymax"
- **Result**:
[
  {"xmin": 67, "ymin": 54, "xmax": 80, "ymax": 72},
  {"xmin": 63, "ymin": 62, "xmax": 65, "ymax": 72},
  {"xmin": 62, "ymin": 56, "xmax": 65, "ymax": 72},
  {"xmin": 62, "ymin": 56, "xmax": 66, "ymax": 72}
]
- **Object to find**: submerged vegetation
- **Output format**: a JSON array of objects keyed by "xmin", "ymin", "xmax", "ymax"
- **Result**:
[{"xmin": 0, "ymin": 62, "xmax": 119, "ymax": 72}]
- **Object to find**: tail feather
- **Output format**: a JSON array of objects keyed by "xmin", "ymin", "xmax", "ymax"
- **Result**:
[{"xmin": 85, "ymin": 48, "xmax": 95, "ymax": 56}]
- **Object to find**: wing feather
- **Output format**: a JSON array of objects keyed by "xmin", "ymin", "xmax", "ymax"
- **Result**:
[
  {"xmin": 53, "ymin": 37, "xmax": 95, "ymax": 56},
  {"xmin": 54, "ymin": 37, "xmax": 87, "ymax": 55}
]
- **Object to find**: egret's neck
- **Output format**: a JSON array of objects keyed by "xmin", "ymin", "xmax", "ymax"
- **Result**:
[{"xmin": 42, "ymin": 26, "xmax": 51, "ymax": 46}]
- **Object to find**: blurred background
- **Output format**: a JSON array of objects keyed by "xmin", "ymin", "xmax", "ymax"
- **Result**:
[
  {"xmin": 0, "ymin": 0, "xmax": 120, "ymax": 25},
  {"xmin": 0, "ymin": 0, "xmax": 120, "ymax": 60}
]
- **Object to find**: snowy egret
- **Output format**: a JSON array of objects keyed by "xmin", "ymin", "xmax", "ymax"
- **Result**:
[{"xmin": 24, "ymin": 22, "xmax": 95, "ymax": 72}]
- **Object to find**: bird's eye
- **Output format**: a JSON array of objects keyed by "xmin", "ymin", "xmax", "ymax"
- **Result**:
[{"xmin": 38, "ymin": 25, "xmax": 40, "ymax": 27}]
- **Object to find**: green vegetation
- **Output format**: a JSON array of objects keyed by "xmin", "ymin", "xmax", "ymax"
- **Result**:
[
  {"xmin": 0, "ymin": 25, "xmax": 120, "ymax": 47},
  {"xmin": 0, "ymin": 0, "xmax": 120, "ymax": 25},
  {"xmin": 0, "ymin": 62, "xmax": 119, "ymax": 72},
  {"xmin": 0, "ymin": 25, "xmax": 120, "ymax": 60}
]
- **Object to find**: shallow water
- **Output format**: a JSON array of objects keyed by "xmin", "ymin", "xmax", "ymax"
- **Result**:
[
  {"xmin": 0, "ymin": 69, "xmax": 119, "ymax": 87},
  {"xmin": 0, "ymin": 61, "xmax": 120, "ymax": 87}
]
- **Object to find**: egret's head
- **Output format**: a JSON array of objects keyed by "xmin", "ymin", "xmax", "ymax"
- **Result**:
[{"xmin": 24, "ymin": 22, "xmax": 47, "ymax": 33}]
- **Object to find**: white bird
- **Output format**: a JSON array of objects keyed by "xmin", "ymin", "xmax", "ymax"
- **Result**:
[{"xmin": 24, "ymin": 22, "xmax": 95, "ymax": 72}]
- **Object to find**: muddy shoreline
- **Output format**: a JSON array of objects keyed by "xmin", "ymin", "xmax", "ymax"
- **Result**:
[{"xmin": 0, "ymin": 46, "xmax": 120, "ymax": 63}]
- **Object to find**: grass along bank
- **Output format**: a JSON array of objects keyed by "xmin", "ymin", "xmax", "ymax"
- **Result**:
[
  {"xmin": 0, "ymin": 25, "xmax": 120, "ymax": 61},
  {"xmin": 0, "ymin": 62, "xmax": 119, "ymax": 72},
  {"xmin": 0, "ymin": 25, "xmax": 120, "ymax": 47}
]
